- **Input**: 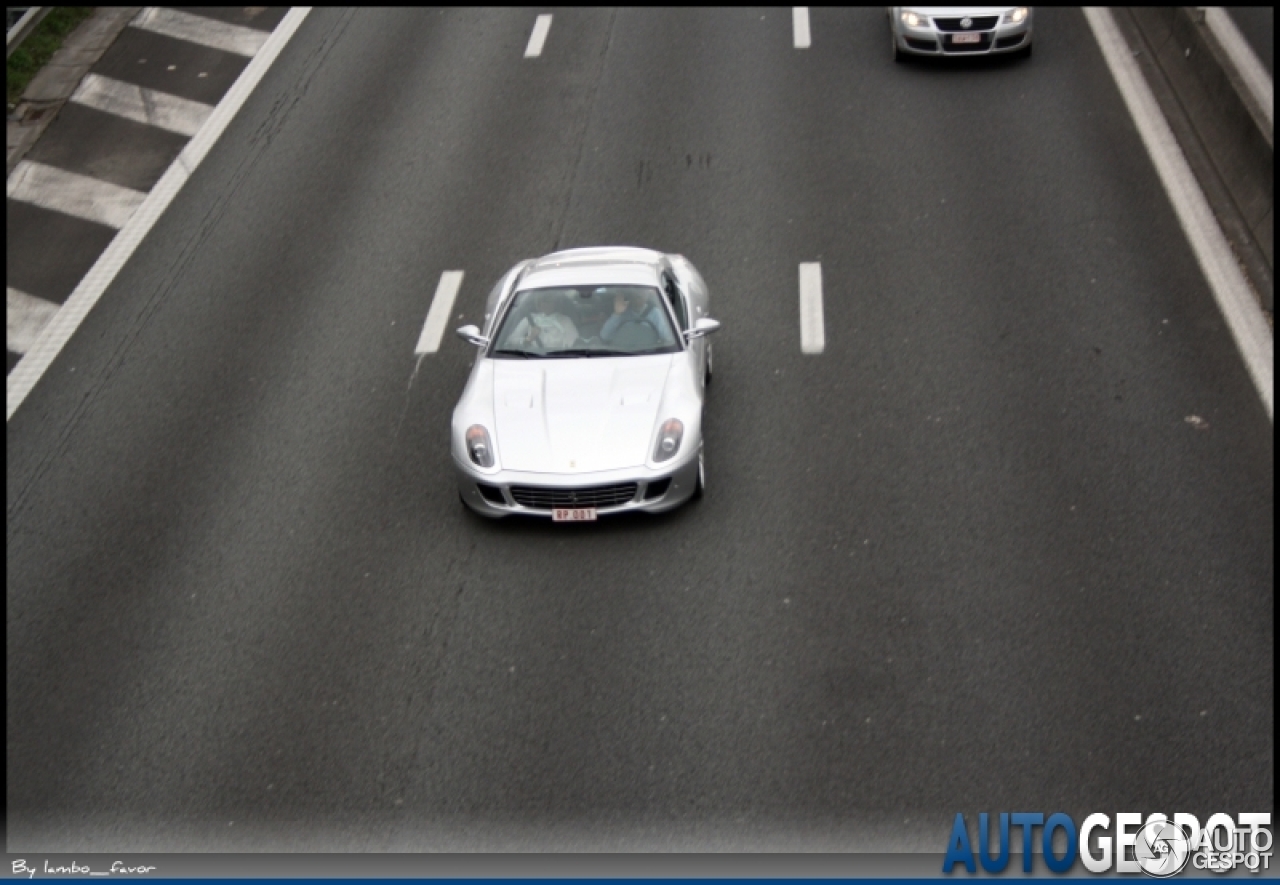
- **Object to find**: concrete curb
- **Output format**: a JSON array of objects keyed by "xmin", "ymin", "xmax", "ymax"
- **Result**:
[
  {"xmin": 6, "ymin": 7, "xmax": 142, "ymax": 177},
  {"xmin": 1122, "ymin": 7, "xmax": 1273, "ymax": 313}
]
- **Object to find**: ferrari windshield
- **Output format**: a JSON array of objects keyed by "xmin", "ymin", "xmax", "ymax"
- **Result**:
[{"xmin": 491, "ymin": 286, "xmax": 680, "ymax": 358}]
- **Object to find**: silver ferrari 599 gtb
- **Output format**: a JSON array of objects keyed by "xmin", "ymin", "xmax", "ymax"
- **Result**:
[{"xmin": 451, "ymin": 247, "xmax": 721, "ymax": 521}]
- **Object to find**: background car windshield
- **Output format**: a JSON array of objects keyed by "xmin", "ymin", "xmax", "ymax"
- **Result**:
[{"xmin": 492, "ymin": 286, "xmax": 679, "ymax": 357}]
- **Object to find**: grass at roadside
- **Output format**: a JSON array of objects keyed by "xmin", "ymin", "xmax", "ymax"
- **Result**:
[{"xmin": 7, "ymin": 7, "xmax": 96, "ymax": 107}]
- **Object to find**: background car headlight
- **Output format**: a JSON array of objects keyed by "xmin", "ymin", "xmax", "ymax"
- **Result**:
[
  {"xmin": 1003, "ymin": 7, "xmax": 1028, "ymax": 24},
  {"xmin": 900, "ymin": 9, "xmax": 929, "ymax": 28},
  {"xmin": 653, "ymin": 419, "xmax": 683, "ymax": 463},
  {"xmin": 465, "ymin": 424, "xmax": 494, "ymax": 468}
]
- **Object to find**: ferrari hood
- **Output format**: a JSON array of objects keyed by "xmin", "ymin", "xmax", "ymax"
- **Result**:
[{"xmin": 492, "ymin": 355, "xmax": 673, "ymax": 473}]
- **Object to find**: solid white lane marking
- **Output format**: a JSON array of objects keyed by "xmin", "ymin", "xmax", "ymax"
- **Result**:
[
  {"xmin": 71, "ymin": 73, "xmax": 214, "ymax": 138},
  {"xmin": 416, "ymin": 271, "xmax": 466, "ymax": 355},
  {"xmin": 799, "ymin": 262, "xmax": 824, "ymax": 354},
  {"xmin": 793, "ymin": 7, "xmax": 811, "ymax": 49},
  {"xmin": 1085, "ymin": 8, "xmax": 1272, "ymax": 420},
  {"xmin": 6, "ymin": 161, "xmax": 145, "ymax": 229},
  {"xmin": 525, "ymin": 14, "xmax": 552, "ymax": 58},
  {"xmin": 7, "ymin": 8, "xmax": 313, "ymax": 422},
  {"xmin": 130, "ymin": 7, "xmax": 269, "ymax": 57},
  {"xmin": 1204, "ymin": 8, "xmax": 1273, "ymax": 139},
  {"xmin": 7, "ymin": 289, "xmax": 60, "ymax": 356}
]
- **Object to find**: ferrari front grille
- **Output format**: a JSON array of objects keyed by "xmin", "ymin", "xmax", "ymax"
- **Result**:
[{"xmin": 509, "ymin": 483, "xmax": 639, "ymax": 510}]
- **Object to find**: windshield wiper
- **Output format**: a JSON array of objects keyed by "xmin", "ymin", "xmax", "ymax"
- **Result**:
[
  {"xmin": 555, "ymin": 348, "xmax": 614, "ymax": 358},
  {"xmin": 492, "ymin": 348, "xmax": 547, "ymax": 359}
]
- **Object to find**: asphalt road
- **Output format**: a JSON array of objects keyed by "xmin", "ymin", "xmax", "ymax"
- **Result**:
[{"xmin": 7, "ymin": 8, "xmax": 1273, "ymax": 852}]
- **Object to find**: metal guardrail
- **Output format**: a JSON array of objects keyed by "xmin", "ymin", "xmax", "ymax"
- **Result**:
[
  {"xmin": 1203, "ymin": 6, "xmax": 1274, "ymax": 143},
  {"xmin": 7, "ymin": 6, "xmax": 50, "ymax": 60}
]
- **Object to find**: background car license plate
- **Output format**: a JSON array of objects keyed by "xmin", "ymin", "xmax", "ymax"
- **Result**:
[
  {"xmin": 952, "ymin": 32, "xmax": 981, "ymax": 44},
  {"xmin": 553, "ymin": 507, "xmax": 597, "ymax": 522}
]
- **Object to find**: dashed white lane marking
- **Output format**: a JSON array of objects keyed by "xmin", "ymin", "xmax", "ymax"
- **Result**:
[
  {"xmin": 1204, "ymin": 8, "xmax": 1273, "ymax": 139},
  {"xmin": 6, "ymin": 161, "xmax": 145, "ymax": 229},
  {"xmin": 71, "ymin": 73, "xmax": 213, "ymax": 138},
  {"xmin": 415, "ymin": 271, "xmax": 466, "ymax": 355},
  {"xmin": 524, "ymin": 14, "xmax": 552, "ymax": 58},
  {"xmin": 793, "ymin": 7, "xmax": 811, "ymax": 49},
  {"xmin": 799, "ymin": 262, "xmax": 824, "ymax": 354},
  {"xmin": 7, "ymin": 289, "xmax": 60, "ymax": 356},
  {"xmin": 7, "ymin": 8, "xmax": 313, "ymax": 422},
  {"xmin": 130, "ymin": 7, "xmax": 269, "ymax": 57},
  {"xmin": 1085, "ymin": 8, "xmax": 1272, "ymax": 420}
]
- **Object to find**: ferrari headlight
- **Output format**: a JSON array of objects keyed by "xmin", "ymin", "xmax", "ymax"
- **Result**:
[
  {"xmin": 465, "ymin": 424, "xmax": 494, "ymax": 468},
  {"xmin": 1003, "ymin": 7, "xmax": 1028, "ymax": 24},
  {"xmin": 900, "ymin": 9, "xmax": 929, "ymax": 28},
  {"xmin": 653, "ymin": 418, "xmax": 683, "ymax": 463}
]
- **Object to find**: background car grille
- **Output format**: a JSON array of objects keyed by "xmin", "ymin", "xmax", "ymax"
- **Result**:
[
  {"xmin": 933, "ymin": 16, "xmax": 998, "ymax": 32},
  {"xmin": 510, "ymin": 483, "xmax": 639, "ymax": 510}
]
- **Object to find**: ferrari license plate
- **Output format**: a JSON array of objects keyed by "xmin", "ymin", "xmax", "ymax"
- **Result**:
[
  {"xmin": 553, "ymin": 507, "xmax": 597, "ymax": 522},
  {"xmin": 952, "ymin": 32, "xmax": 981, "ymax": 44}
]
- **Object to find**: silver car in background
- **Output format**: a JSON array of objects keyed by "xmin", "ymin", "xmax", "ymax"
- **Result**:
[
  {"xmin": 451, "ymin": 247, "xmax": 721, "ymax": 521},
  {"xmin": 889, "ymin": 7, "xmax": 1033, "ymax": 60}
]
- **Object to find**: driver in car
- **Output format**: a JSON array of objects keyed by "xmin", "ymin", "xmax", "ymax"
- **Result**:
[
  {"xmin": 504, "ymin": 290, "xmax": 579, "ymax": 351},
  {"xmin": 600, "ymin": 289, "xmax": 669, "ymax": 344}
]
